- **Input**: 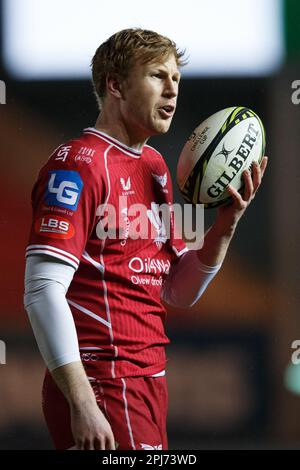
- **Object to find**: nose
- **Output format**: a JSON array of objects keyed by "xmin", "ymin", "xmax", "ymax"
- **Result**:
[{"xmin": 163, "ymin": 77, "xmax": 178, "ymax": 99}]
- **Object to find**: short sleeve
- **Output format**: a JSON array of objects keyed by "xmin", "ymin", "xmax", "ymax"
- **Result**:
[{"xmin": 26, "ymin": 141, "xmax": 104, "ymax": 269}]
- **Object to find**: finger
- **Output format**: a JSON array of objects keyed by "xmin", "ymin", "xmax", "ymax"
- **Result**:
[
  {"xmin": 76, "ymin": 440, "xmax": 85, "ymax": 451},
  {"xmin": 100, "ymin": 437, "xmax": 107, "ymax": 450},
  {"xmin": 94, "ymin": 438, "xmax": 102, "ymax": 451},
  {"xmin": 227, "ymin": 185, "xmax": 246, "ymax": 210},
  {"xmin": 251, "ymin": 161, "xmax": 261, "ymax": 192},
  {"xmin": 260, "ymin": 156, "xmax": 268, "ymax": 178},
  {"xmin": 92, "ymin": 437, "xmax": 107, "ymax": 450},
  {"xmin": 94, "ymin": 437, "xmax": 107, "ymax": 450},
  {"xmin": 242, "ymin": 169, "xmax": 254, "ymax": 201},
  {"xmin": 106, "ymin": 437, "xmax": 116, "ymax": 450},
  {"xmin": 84, "ymin": 439, "xmax": 95, "ymax": 450}
]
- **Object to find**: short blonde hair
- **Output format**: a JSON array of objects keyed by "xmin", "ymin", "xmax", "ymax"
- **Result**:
[{"xmin": 91, "ymin": 28, "xmax": 186, "ymax": 109}]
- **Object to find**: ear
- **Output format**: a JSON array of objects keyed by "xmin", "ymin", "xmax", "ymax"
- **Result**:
[{"xmin": 106, "ymin": 74, "xmax": 125, "ymax": 100}]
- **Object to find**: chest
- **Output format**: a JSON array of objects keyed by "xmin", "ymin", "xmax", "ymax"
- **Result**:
[{"xmin": 95, "ymin": 156, "xmax": 174, "ymax": 257}]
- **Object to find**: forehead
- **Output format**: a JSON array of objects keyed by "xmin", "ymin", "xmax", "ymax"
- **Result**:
[{"xmin": 134, "ymin": 54, "xmax": 180, "ymax": 75}]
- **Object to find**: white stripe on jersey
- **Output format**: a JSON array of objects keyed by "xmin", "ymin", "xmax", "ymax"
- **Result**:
[
  {"xmin": 26, "ymin": 244, "xmax": 79, "ymax": 269},
  {"xmin": 82, "ymin": 250, "xmax": 104, "ymax": 273},
  {"xmin": 67, "ymin": 299, "xmax": 111, "ymax": 328},
  {"xmin": 150, "ymin": 370, "xmax": 166, "ymax": 377},
  {"xmin": 172, "ymin": 245, "xmax": 189, "ymax": 257},
  {"xmin": 84, "ymin": 128, "xmax": 142, "ymax": 159},
  {"xmin": 121, "ymin": 378, "xmax": 136, "ymax": 450},
  {"xmin": 100, "ymin": 145, "xmax": 117, "ymax": 379}
]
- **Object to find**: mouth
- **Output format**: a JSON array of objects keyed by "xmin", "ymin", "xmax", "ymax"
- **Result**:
[{"xmin": 158, "ymin": 104, "xmax": 175, "ymax": 119}]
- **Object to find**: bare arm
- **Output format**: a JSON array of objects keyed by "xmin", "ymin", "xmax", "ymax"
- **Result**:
[{"xmin": 51, "ymin": 362, "xmax": 115, "ymax": 450}]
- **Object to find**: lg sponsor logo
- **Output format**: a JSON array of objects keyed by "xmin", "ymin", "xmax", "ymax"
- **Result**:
[
  {"xmin": 45, "ymin": 170, "xmax": 83, "ymax": 210},
  {"xmin": 48, "ymin": 174, "xmax": 79, "ymax": 206}
]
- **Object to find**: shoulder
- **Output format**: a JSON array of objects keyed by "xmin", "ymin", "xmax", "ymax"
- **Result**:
[
  {"xmin": 144, "ymin": 144, "xmax": 171, "ymax": 174},
  {"xmin": 45, "ymin": 132, "xmax": 109, "ymax": 177},
  {"xmin": 32, "ymin": 133, "xmax": 111, "ymax": 204},
  {"xmin": 144, "ymin": 144, "xmax": 165, "ymax": 161}
]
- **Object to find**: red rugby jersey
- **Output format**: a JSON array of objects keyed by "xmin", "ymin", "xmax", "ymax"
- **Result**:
[{"xmin": 26, "ymin": 128, "xmax": 187, "ymax": 378}]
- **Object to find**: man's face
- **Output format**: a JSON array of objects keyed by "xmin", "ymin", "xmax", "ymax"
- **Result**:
[{"xmin": 119, "ymin": 54, "xmax": 180, "ymax": 140}]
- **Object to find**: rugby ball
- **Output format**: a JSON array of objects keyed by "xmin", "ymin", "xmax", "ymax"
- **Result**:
[{"xmin": 177, "ymin": 106, "xmax": 266, "ymax": 208}]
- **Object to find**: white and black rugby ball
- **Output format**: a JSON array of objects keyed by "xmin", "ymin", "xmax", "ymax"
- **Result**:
[{"xmin": 177, "ymin": 106, "xmax": 266, "ymax": 208}]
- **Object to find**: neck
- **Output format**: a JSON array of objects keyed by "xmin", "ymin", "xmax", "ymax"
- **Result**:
[{"xmin": 94, "ymin": 109, "xmax": 148, "ymax": 152}]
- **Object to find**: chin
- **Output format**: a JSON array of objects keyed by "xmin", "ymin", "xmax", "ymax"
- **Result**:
[{"xmin": 153, "ymin": 121, "xmax": 172, "ymax": 135}]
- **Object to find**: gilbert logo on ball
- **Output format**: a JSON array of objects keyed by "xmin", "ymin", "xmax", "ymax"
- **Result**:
[{"xmin": 177, "ymin": 106, "xmax": 266, "ymax": 208}]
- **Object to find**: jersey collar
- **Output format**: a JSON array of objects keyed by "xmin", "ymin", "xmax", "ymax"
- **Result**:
[{"xmin": 83, "ymin": 128, "xmax": 143, "ymax": 159}]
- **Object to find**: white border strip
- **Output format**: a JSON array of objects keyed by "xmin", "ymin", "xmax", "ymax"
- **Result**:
[
  {"xmin": 121, "ymin": 378, "xmax": 136, "ymax": 450},
  {"xmin": 82, "ymin": 250, "xmax": 104, "ymax": 273},
  {"xmin": 26, "ymin": 245, "xmax": 79, "ymax": 269},
  {"xmin": 26, "ymin": 244, "xmax": 79, "ymax": 262},
  {"xmin": 151, "ymin": 370, "xmax": 166, "ymax": 377},
  {"xmin": 172, "ymin": 245, "xmax": 189, "ymax": 257},
  {"xmin": 84, "ymin": 130, "xmax": 141, "ymax": 159},
  {"xmin": 67, "ymin": 299, "xmax": 111, "ymax": 328},
  {"xmin": 100, "ymin": 145, "xmax": 117, "ymax": 379}
]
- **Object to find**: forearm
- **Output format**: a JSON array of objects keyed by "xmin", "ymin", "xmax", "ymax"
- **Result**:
[
  {"xmin": 196, "ymin": 213, "xmax": 238, "ymax": 266},
  {"xmin": 161, "ymin": 214, "xmax": 239, "ymax": 308},
  {"xmin": 50, "ymin": 355, "xmax": 115, "ymax": 451},
  {"xmin": 51, "ymin": 362, "xmax": 97, "ymax": 410},
  {"xmin": 161, "ymin": 249, "xmax": 221, "ymax": 308}
]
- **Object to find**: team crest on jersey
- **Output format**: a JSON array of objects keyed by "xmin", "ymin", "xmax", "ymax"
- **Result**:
[
  {"xmin": 54, "ymin": 145, "xmax": 72, "ymax": 162},
  {"xmin": 140, "ymin": 443, "xmax": 162, "ymax": 450},
  {"xmin": 152, "ymin": 172, "xmax": 168, "ymax": 193}
]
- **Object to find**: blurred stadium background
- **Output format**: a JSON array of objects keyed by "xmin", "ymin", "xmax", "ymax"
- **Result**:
[{"xmin": 0, "ymin": 0, "xmax": 299, "ymax": 450}]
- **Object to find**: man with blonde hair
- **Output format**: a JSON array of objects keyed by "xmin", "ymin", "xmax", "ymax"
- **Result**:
[{"xmin": 24, "ymin": 28, "xmax": 267, "ymax": 450}]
